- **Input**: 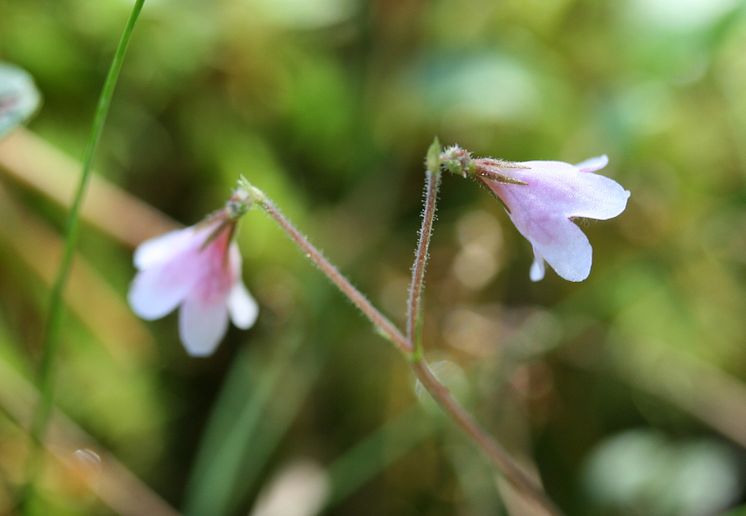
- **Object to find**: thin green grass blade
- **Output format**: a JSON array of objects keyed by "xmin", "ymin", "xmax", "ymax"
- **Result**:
[
  {"xmin": 231, "ymin": 345, "xmax": 324, "ymax": 515},
  {"xmin": 324, "ymin": 406, "xmax": 435, "ymax": 509},
  {"xmin": 22, "ymin": 0, "xmax": 146, "ymax": 507},
  {"xmin": 184, "ymin": 331, "xmax": 309, "ymax": 516}
]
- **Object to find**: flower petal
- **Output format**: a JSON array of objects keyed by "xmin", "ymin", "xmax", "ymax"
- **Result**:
[
  {"xmin": 128, "ymin": 260, "xmax": 198, "ymax": 320},
  {"xmin": 228, "ymin": 282, "xmax": 259, "ymax": 329},
  {"xmin": 178, "ymin": 292, "xmax": 230, "ymax": 357},
  {"xmin": 496, "ymin": 161, "xmax": 630, "ymax": 221},
  {"xmin": 134, "ymin": 224, "xmax": 214, "ymax": 270},
  {"xmin": 516, "ymin": 218, "xmax": 593, "ymax": 281},
  {"xmin": 575, "ymin": 155, "xmax": 608, "ymax": 173},
  {"xmin": 228, "ymin": 241, "xmax": 243, "ymax": 277},
  {"xmin": 564, "ymin": 172, "xmax": 630, "ymax": 221},
  {"xmin": 509, "ymin": 194, "xmax": 593, "ymax": 281},
  {"xmin": 529, "ymin": 247, "xmax": 546, "ymax": 282}
]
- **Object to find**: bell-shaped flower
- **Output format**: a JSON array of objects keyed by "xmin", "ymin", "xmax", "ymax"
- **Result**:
[
  {"xmin": 476, "ymin": 155, "xmax": 630, "ymax": 282},
  {"xmin": 129, "ymin": 212, "xmax": 258, "ymax": 356}
]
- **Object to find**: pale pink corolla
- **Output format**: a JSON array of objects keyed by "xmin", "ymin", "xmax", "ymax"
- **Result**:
[
  {"xmin": 478, "ymin": 155, "xmax": 630, "ymax": 282},
  {"xmin": 128, "ymin": 218, "xmax": 258, "ymax": 356}
]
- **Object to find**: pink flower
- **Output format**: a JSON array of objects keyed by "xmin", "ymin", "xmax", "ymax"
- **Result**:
[
  {"xmin": 477, "ymin": 155, "xmax": 630, "ymax": 282},
  {"xmin": 128, "ymin": 217, "xmax": 258, "ymax": 356}
]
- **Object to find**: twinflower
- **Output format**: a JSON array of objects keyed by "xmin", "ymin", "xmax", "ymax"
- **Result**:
[
  {"xmin": 129, "ymin": 190, "xmax": 258, "ymax": 356},
  {"xmin": 443, "ymin": 148, "xmax": 630, "ymax": 281}
]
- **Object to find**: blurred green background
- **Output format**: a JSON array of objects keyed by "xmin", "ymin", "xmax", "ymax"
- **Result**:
[{"xmin": 2, "ymin": 0, "xmax": 746, "ymax": 514}]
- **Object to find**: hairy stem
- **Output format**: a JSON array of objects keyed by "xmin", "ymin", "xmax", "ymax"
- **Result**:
[
  {"xmin": 410, "ymin": 360, "xmax": 559, "ymax": 515},
  {"xmin": 23, "ymin": 0, "xmax": 146, "ymax": 503},
  {"xmin": 406, "ymin": 168, "xmax": 440, "ymax": 355},
  {"xmin": 254, "ymin": 188, "xmax": 559, "ymax": 514},
  {"xmin": 257, "ymin": 197, "xmax": 410, "ymax": 354}
]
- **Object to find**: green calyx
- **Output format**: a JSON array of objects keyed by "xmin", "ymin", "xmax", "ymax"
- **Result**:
[
  {"xmin": 227, "ymin": 176, "xmax": 268, "ymax": 220},
  {"xmin": 439, "ymin": 145, "xmax": 476, "ymax": 178}
]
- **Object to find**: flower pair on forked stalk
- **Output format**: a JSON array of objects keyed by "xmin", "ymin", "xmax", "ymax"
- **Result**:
[
  {"xmin": 129, "ymin": 146, "xmax": 629, "ymax": 355},
  {"xmin": 128, "ymin": 143, "xmax": 628, "ymax": 514}
]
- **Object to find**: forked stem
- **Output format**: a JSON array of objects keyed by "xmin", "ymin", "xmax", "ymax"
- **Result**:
[
  {"xmin": 251, "ymin": 184, "xmax": 559, "ymax": 515},
  {"xmin": 410, "ymin": 360, "xmax": 559, "ymax": 515},
  {"xmin": 256, "ymin": 195, "xmax": 410, "ymax": 354}
]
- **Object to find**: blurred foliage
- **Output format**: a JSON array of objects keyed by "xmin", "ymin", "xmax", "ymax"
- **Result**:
[{"xmin": 2, "ymin": 0, "xmax": 746, "ymax": 514}]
